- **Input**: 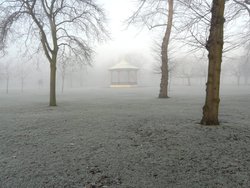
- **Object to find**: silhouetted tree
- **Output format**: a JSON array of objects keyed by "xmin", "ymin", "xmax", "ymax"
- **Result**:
[
  {"xmin": 176, "ymin": 0, "xmax": 250, "ymax": 125},
  {"xmin": 1, "ymin": 61, "xmax": 11, "ymax": 94},
  {"xmin": 16, "ymin": 61, "xmax": 30, "ymax": 93},
  {"xmin": 128, "ymin": 0, "xmax": 174, "ymax": 98},
  {"xmin": 200, "ymin": 0, "xmax": 226, "ymax": 125},
  {"xmin": 0, "ymin": 0, "xmax": 108, "ymax": 106}
]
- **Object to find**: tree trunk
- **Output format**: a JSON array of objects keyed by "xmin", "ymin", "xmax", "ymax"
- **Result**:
[
  {"xmin": 201, "ymin": 0, "xmax": 226, "ymax": 125},
  {"xmin": 21, "ymin": 77, "xmax": 24, "ymax": 93},
  {"xmin": 159, "ymin": 0, "xmax": 173, "ymax": 98},
  {"xmin": 6, "ymin": 77, "xmax": 9, "ymax": 94},
  {"xmin": 50, "ymin": 60, "xmax": 57, "ymax": 106},
  {"xmin": 244, "ymin": 75, "xmax": 248, "ymax": 85},
  {"xmin": 61, "ymin": 74, "xmax": 65, "ymax": 94},
  {"xmin": 187, "ymin": 77, "xmax": 191, "ymax": 86},
  {"xmin": 237, "ymin": 76, "xmax": 240, "ymax": 86},
  {"xmin": 70, "ymin": 70, "xmax": 73, "ymax": 88}
]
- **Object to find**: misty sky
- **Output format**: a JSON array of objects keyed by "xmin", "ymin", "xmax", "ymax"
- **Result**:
[
  {"xmin": 1, "ymin": 0, "xmax": 249, "ymax": 90},
  {"xmin": 94, "ymin": 0, "xmax": 154, "ymax": 68}
]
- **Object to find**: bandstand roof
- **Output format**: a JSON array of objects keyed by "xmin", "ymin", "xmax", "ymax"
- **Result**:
[{"xmin": 109, "ymin": 59, "xmax": 139, "ymax": 71}]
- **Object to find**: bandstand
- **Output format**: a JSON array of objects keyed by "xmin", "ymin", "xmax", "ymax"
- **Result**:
[{"xmin": 109, "ymin": 59, "xmax": 139, "ymax": 87}]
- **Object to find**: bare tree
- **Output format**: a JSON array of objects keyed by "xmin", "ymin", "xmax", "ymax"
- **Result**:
[
  {"xmin": 200, "ymin": 0, "xmax": 226, "ymax": 125},
  {"xmin": 176, "ymin": 0, "xmax": 250, "ymax": 125},
  {"xmin": 188, "ymin": 56, "xmax": 208, "ymax": 85},
  {"xmin": 57, "ymin": 50, "xmax": 87, "ymax": 92},
  {"xmin": 179, "ymin": 67, "xmax": 193, "ymax": 86},
  {"xmin": 1, "ymin": 61, "xmax": 11, "ymax": 94},
  {"xmin": 176, "ymin": 0, "xmax": 250, "ymax": 53},
  {"xmin": 77, "ymin": 64, "xmax": 88, "ymax": 88},
  {"xmin": 242, "ymin": 59, "xmax": 250, "ymax": 85},
  {"xmin": 128, "ymin": 0, "xmax": 174, "ymax": 98},
  {"xmin": 0, "ymin": 0, "xmax": 108, "ymax": 106},
  {"xmin": 58, "ymin": 57, "xmax": 67, "ymax": 93},
  {"xmin": 15, "ymin": 61, "xmax": 30, "ymax": 93},
  {"xmin": 159, "ymin": 0, "xmax": 173, "ymax": 98},
  {"xmin": 152, "ymin": 40, "xmax": 178, "ymax": 90},
  {"xmin": 57, "ymin": 51, "xmax": 72, "ymax": 93},
  {"xmin": 176, "ymin": 0, "xmax": 211, "ymax": 53},
  {"xmin": 234, "ymin": 55, "xmax": 250, "ymax": 85},
  {"xmin": 225, "ymin": 57, "xmax": 248, "ymax": 86}
]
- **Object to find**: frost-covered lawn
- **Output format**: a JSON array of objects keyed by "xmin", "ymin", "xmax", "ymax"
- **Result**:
[{"xmin": 0, "ymin": 86, "xmax": 250, "ymax": 188}]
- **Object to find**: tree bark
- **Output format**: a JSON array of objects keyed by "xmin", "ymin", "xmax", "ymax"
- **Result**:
[
  {"xmin": 159, "ymin": 0, "xmax": 173, "ymax": 98},
  {"xmin": 50, "ymin": 58, "xmax": 57, "ymax": 106},
  {"xmin": 201, "ymin": 0, "xmax": 226, "ymax": 125}
]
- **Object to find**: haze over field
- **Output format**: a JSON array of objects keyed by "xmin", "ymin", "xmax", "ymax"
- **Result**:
[
  {"xmin": 0, "ymin": 0, "xmax": 250, "ymax": 187},
  {"xmin": 0, "ymin": 0, "xmax": 249, "ymax": 93}
]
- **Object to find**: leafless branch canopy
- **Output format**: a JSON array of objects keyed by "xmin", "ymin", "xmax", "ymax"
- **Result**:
[
  {"xmin": 0, "ymin": 0, "xmax": 108, "ymax": 64},
  {"xmin": 233, "ymin": 0, "xmax": 250, "ymax": 16},
  {"xmin": 175, "ymin": 0, "xmax": 250, "ymax": 53},
  {"xmin": 127, "ymin": 0, "xmax": 168, "ymax": 30}
]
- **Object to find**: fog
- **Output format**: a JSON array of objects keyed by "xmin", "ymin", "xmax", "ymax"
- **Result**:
[
  {"xmin": 0, "ymin": 51, "xmax": 250, "ymax": 94},
  {"xmin": 1, "ymin": 1, "xmax": 250, "ymax": 187},
  {"xmin": 0, "ymin": 0, "xmax": 250, "ymax": 94}
]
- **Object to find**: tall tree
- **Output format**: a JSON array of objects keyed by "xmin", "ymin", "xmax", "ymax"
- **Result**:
[
  {"xmin": 200, "ymin": 0, "xmax": 226, "ymax": 125},
  {"xmin": 0, "ymin": 61, "xmax": 12, "ymax": 94},
  {"xmin": 16, "ymin": 61, "xmax": 30, "ymax": 93},
  {"xmin": 159, "ymin": 0, "xmax": 174, "ymax": 98},
  {"xmin": 58, "ymin": 56, "xmax": 68, "ymax": 94},
  {"xmin": 128, "ymin": 0, "xmax": 174, "ymax": 98},
  {"xmin": 0, "ymin": 0, "xmax": 107, "ymax": 106},
  {"xmin": 177, "ymin": 0, "xmax": 250, "ymax": 125}
]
